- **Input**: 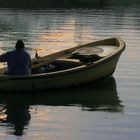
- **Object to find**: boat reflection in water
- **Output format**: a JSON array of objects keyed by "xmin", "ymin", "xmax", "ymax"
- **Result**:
[{"xmin": 0, "ymin": 76, "xmax": 123, "ymax": 136}]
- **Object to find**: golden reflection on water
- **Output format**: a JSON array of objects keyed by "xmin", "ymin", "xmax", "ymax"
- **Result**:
[
  {"xmin": 0, "ymin": 15, "xmax": 98, "ymax": 62},
  {"xmin": 39, "ymin": 33, "xmax": 66, "ymax": 41},
  {"xmin": 34, "ymin": 17, "xmax": 97, "ymax": 56},
  {"xmin": 30, "ymin": 108, "xmax": 56, "ymax": 132},
  {"xmin": 0, "ymin": 113, "xmax": 7, "ymax": 121}
]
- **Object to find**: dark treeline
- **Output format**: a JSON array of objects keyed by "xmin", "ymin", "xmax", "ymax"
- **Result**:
[{"xmin": 0, "ymin": 0, "xmax": 140, "ymax": 8}]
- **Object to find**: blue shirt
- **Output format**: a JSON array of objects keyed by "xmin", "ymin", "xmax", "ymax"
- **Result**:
[{"xmin": 0, "ymin": 49, "xmax": 31, "ymax": 75}]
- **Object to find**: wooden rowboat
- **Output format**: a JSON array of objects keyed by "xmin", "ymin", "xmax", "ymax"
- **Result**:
[{"xmin": 0, "ymin": 37, "xmax": 125, "ymax": 91}]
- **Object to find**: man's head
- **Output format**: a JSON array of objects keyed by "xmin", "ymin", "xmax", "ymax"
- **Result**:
[{"xmin": 15, "ymin": 40, "xmax": 25, "ymax": 49}]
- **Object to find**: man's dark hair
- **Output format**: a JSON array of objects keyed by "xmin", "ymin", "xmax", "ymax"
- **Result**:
[{"xmin": 15, "ymin": 40, "xmax": 25, "ymax": 49}]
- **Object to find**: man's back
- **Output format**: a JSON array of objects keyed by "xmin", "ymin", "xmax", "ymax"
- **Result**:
[
  {"xmin": 7, "ymin": 49, "xmax": 31, "ymax": 75},
  {"xmin": 0, "ymin": 49, "xmax": 31, "ymax": 75}
]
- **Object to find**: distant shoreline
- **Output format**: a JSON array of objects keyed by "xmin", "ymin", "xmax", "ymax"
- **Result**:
[{"xmin": 0, "ymin": 0, "xmax": 140, "ymax": 8}]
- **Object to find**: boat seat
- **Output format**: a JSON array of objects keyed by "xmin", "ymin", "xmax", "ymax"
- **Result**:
[{"xmin": 57, "ymin": 58, "xmax": 83, "ymax": 64}]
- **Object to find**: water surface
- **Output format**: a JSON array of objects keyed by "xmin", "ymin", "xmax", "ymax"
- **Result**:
[{"xmin": 0, "ymin": 5, "xmax": 140, "ymax": 140}]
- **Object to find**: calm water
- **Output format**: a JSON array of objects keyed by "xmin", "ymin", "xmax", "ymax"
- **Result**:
[{"xmin": 0, "ymin": 5, "xmax": 140, "ymax": 140}]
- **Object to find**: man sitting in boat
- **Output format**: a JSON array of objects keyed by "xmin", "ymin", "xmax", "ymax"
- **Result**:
[{"xmin": 0, "ymin": 40, "xmax": 31, "ymax": 75}]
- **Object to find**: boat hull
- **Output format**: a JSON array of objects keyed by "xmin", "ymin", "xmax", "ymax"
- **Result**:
[
  {"xmin": 0, "ymin": 37, "xmax": 125, "ymax": 91},
  {"xmin": 0, "ymin": 53, "xmax": 120, "ymax": 91}
]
